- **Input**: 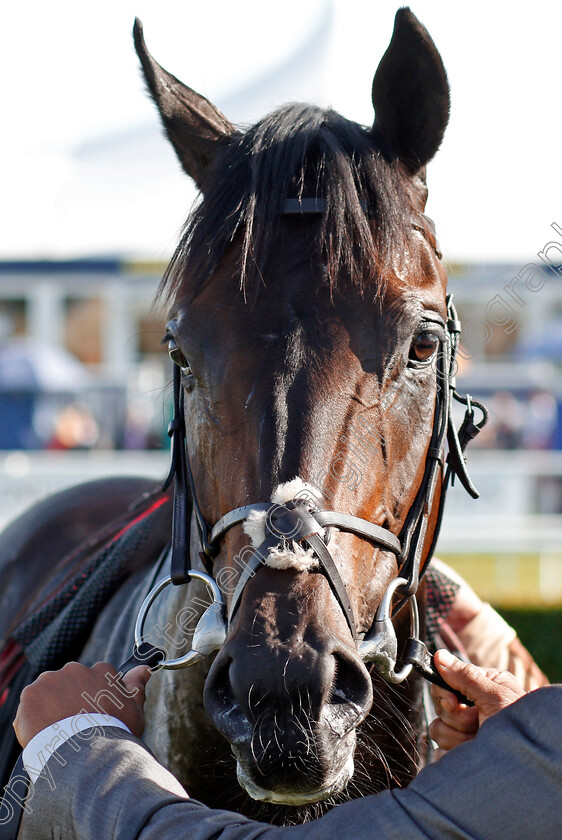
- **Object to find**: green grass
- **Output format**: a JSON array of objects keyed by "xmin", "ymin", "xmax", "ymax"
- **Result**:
[{"xmin": 494, "ymin": 606, "xmax": 562, "ymax": 683}]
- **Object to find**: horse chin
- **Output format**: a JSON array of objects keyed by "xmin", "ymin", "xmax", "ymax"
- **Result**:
[{"xmin": 235, "ymin": 755, "xmax": 354, "ymax": 806}]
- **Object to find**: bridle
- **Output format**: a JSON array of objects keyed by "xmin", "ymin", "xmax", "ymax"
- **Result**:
[
  {"xmin": 2, "ymin": 203, "xmax": 488, "ymax": 840},
  {"xmin": 134, "ymin": 199, "xmax": 488, "ymax": 696}
]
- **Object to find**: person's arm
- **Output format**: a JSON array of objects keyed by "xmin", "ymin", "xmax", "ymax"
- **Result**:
[{"xmin": 12, "ymin": 661, "xmax": 562, "ymax": 840}]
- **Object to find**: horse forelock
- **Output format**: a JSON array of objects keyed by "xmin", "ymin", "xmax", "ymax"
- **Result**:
[{"xmin": 158, "ymin": 103, "xmax": 423, "ymax": 306}]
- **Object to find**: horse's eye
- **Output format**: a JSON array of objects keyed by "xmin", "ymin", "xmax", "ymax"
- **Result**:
[
  {"xmin": 168, "ymin": 337, "xmax": 191, "ymax": 373},
  {"xmin": 409, "ymin": 332, "xmax": 439, "ymax": 363}
]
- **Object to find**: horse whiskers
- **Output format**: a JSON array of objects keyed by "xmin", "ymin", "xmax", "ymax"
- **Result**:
[
  {"xmin": 346, "ymin": 678, "xmax": 425, "ymax": 792},
  {"xmin": 272, "ymin": 714, "xmax": 283, "ymax": 756},
  {"xmin": 281, "ymin": 656, "xmax": 297, "ymax": 719},
  {"xmin": 149, "ymin": 673, "xmax": 419, "ymax": 803},
  {"xmin": 250, "ymin": 730, "xmax": 272, "ymax": 778},
  {"xmin": 364, "ymin": 741, "xmax": 395, "ymax": 787},
  {"xmin": 247, "ymin": 682, "xmax": 271, "ymax": 716},
  {"xmin": 364, "ymin": 715, "xmax": 418, "ymax": 756},
  {"xmin": 369, "ymin": 683, "xmax": 422, "ymax": 742},
  {"xmin": 357, "ymin": 716, "xmax": 420, "ymax": 772}
]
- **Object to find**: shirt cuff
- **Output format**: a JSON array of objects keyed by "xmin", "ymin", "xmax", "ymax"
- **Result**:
[{"xmin": 23, "ymin": 714, "xmax": 131, "ymax": 783}]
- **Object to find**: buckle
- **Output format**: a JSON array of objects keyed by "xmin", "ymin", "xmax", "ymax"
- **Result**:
[
  {"xmin": 266, "ymin": 505, "xmax": 324, "ymax": 543},
  {"xmin": 358, "ymin": 577, "xmax": 419, "ymax": 683}
]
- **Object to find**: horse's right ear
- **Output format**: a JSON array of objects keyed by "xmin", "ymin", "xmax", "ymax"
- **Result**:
[
  {"xmin": 371, "ymin": 8, "xmax": 450, "ymax": 175},
  {"xmin": 133, "ymin": 19, "xmax": 234, "ymax": 189}
]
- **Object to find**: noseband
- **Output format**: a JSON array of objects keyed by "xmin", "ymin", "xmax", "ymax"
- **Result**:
[{"xmin": 135, "ymin": 202, "xmax": 488, "ymax": 698}]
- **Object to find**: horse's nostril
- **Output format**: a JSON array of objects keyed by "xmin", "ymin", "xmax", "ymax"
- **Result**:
[
  {"xmin": 204, "ymin": 655, "xmax": 235, "ymax": 714},
  {"xmin": 204, "ymin": 654, "xmax": 254, "ymax": 744},
  {"xmin": 331, "ymin": 651, "xmax": 373, "ymax": 714}
]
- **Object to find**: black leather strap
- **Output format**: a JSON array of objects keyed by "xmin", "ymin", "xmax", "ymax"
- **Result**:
[
  {"xmin": 315, "ymin": 511, "xmax": 401, "ymax": 554},
  {"xmin": 117, "ymin": 641, "xmax": 166, "ymax": 675},
  {"xmin": 210, "ymin": 503, "xmax": 271, "ymax": 544},
  {"xmin": 166, "ymin": 365, "xmax": 192, "ymax": 584},
  {"xmin": 265, "ymin": 506, "xmax": 359, "ymax": 641},
  {"xmin": 306, "ymin": 534, "xmax": 357, "ymax": 641},
  {"xmin": 403, "ymin": 638, "xmax": 473, "ymax": 706},
  {"xmin": 211, "ymin": 505, "xmax": 402, "ymax": 554},
  {"xmin": 446, "ymin": 392, "xmax": 488, "ymax": 500},
  {"xmin": 226, "ymin": 506, "xmax": 359, "ymax": 642},
  {"xmin": 446, "ymin": 415, "xmax": 479, "ymax": 499},
  {"xmin": 227, "ymin": 534, "xmax": 281, "ymax": 622},
  {"xmin": 398, "ymin": 366, "xmax": 447, "ymax": 597}
]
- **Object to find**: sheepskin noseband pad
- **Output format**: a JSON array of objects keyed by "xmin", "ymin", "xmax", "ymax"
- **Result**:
[{"xmin": 242, "ymin": 479, "xmax": 324, "ymax": 571}]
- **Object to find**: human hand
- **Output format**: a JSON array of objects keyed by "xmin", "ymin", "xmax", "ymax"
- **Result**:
[
  {"xmin": 13, "ymin": 661, "xmax": 152, "ymax": 748},
  {"xmin": 428, "ymin": 649, "xmax": 526, "ymax": 758}
]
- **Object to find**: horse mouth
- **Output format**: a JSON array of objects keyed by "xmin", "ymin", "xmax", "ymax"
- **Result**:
[{"xmin": 235, "ymin": 755, "xmax": 354, "ymax": 805}]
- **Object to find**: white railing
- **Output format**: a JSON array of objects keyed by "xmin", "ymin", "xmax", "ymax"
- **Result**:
[
  {"xmin": 0, "ymin": 451, "xmax": 169, "ymax": 531},
  {"xmin": 2, "ymin": 448, "xmax": 562, "ymax": 542},
  {"xmin": 1, "ymin": 449, "xmax": 561, "ymax": 604},
  {"xmin": 437, "ymin": 450, "xmax": 562, "ymax": 551}
]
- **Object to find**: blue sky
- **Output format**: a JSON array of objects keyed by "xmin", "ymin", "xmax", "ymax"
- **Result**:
[{"xmin": 1, "ymin": 1, "xmax": 561, "ymax": 262}]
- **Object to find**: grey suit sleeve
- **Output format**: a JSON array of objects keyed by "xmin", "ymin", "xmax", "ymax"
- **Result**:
[{"xmin": 18, "ymin": 687, "xmax": 562, "ymax": 840}]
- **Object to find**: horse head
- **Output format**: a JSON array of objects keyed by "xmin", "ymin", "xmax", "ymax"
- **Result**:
[{"xmin": 135, "ymin": 8, "xmax": 451, "ymax": 808}]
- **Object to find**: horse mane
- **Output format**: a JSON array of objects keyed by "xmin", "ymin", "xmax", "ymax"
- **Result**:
[{"xmin": 159, "ymin": 103, "xmax": 421, "ymax": 304}]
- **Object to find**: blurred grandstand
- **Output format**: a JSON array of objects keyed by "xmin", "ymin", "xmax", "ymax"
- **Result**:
[{"xmin": 0, "ymin": 257, "xmax": 562, "ymax": 608}]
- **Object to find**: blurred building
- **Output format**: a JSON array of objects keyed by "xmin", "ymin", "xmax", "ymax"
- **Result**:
[
  {"xmin": 1, "ymin": 257, "xmax": 561, "ymax": 449},
  {"xmin": 448, "ymin": 261, "xmax": 562, "ymax": 450},
  {"xmin": 2, "ymin": 258, "xmax": 562, "ymax": 451},
  {"xmin": 0, "ymin": 259, "xmax": 169, "ymax": 450}
]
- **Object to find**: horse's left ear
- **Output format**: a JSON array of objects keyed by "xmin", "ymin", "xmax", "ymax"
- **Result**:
[
  {"xmin": 371, "ymin": 8, "xmax": 450, "ymax": 175},
  {"xmin": 133, "ymin": 19, "xmax": 235, "ymax": 189}
]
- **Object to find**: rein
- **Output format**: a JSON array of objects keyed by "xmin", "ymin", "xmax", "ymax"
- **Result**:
[{"xmin": 133, "ymin": 201, "xmax": 488, "ymax": 701}]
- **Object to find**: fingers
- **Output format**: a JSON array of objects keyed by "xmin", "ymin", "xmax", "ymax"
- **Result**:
[
  {"xmin": 428, "ymin": 716, "xmax": 476, "ymax": 751},
  {"xmin": 13, "ymin": 663, "xmax": 90, "ymax": 748},
  {"xmin": 13, "ymin": 661, "xmax": 153, "ymax": 748},
  {"xmin": 434, "ymin": 650, "xmax": 501, "ymax": 700},
  {"xmin": 433, "ymin": 649, "xmax": 488, "ymax": 699},
  {"xmin": 434, "ymin": 649, "xmax": 526, "ymax": 724},
  {"xmin": 429, "ymin": 675, "xmax": 480, "ymax": 757},
  {"xmin": 431, "ymin": 687, "xmax": 479, "ymax": 733},
  {"xmin": 92, "ymin": 661, "xmax": 118, "ymax": 678},
  {"xmin": 122, "ymin": 666, "xmax": 152, "ymax": 709},
  {"xmin": 91, "ymin": 662, "xmax": 149, "ymax": 738}
]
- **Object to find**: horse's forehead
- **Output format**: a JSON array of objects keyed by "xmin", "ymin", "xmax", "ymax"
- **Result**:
[
  {"xmin": 182, "ymin": 263, "xmax": 445, "ymax": 327},
  {"xmin": 171, "ymin": 229, "xmax": 448, "ymax": 373}
]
